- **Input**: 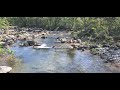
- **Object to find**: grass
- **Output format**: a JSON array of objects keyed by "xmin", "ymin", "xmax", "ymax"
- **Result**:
[{"xmin": 0, "ymin": 43, "xmax": 21, "ymax": 68}]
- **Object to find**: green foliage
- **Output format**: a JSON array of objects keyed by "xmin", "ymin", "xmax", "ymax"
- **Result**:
[
  {"xmin": 0, "ymin": 17, "xmax": 9, "ymax": 29},
  {"xmin": 0, "ymin": 43, "xmax": 14, "ymax": 55},
  {"xmin": 0, "ymin": 48, "xmax": 14, "ymax": 55},
  {"xmin": 0, "ymin": 48, "xmax": 6, "ymax": 55},
  {"xmin": 7, "ymin": 48, "xmax": 14, "ymax": 55},
  {"xmin": 1, "ymin": 17, "xmax": 120, "ymax": 43}
]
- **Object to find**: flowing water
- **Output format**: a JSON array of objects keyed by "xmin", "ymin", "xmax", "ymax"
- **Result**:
[{"xmin": 10, "ymin": 32, "xmax": 113, "ymax": 73}]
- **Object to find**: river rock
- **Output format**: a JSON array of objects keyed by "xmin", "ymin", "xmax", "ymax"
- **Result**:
[
  {"xmin": 7, "ymin": 40, "xmax": 15, "ymax": 45},
  {"xmin": 71, "ymin": 43, "xmax": 80, "ymax": 48},
  {"xmin": 19, "ymin": 43, "xmax": 24, "ymax": 47},
  {"xmin": 27, "ymin": 41, "xmax": 35, "ymax": 46},
  {"xmin": 109, "ymin": 45, "xmax": 118, "ymax": 50},
  {"xmin": 41, "ymin": 36, "xmax": 47, "ymax": 39},
  {"xmin": 55, "ymin": 40, "xmax": 61, "ymax": 43},
  {"xmin": 116, "ymin": 42, "xmax": 120, "ymax": 49},
  {"xmin": 102, "ymin": 44, "xmax": 110, "ymax": 47},
  {"xmin": 77, "ymin": 39, "xmax": 82, "ymax": 43},
  {"xmin": 0, "ymin": 42, "xmax": 6, "ymax": 45},
  {"xmin": 0, "ymin": 66, "xmax": 12, "ymax": 73},
  {"xmin": 89, "ymin": 45, "xmax": 99, "ymax": 49},
  {"xmin": 77, "ymin": 46, "xmax": 88, "ymax": 50},
  {"xmin": 60, "ymin": 38, "xmax": 67, "ymax": 43},
  {"xmin": 99, "ymin": 48, "xmax": 120, "ymax": 63}
]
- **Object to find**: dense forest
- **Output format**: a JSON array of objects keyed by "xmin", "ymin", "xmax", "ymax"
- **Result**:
[{"xmin": 0, "ymin": 17, "xmax": 120, "ymax": 43}]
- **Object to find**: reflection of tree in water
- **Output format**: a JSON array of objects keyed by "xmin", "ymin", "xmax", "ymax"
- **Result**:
[
  {"xmin": 66, "ymin": 50, "xmax": 85, "ymax": 73},
  {"xmin": 66, "ymin": 49, "xmax": 76, "ymax": 61}
]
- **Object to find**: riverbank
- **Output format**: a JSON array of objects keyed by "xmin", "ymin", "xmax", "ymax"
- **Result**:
[
  {"xmin": 69, "ymin": 31, "xmax": 120, "ymax": 72},
  {"xmin": 0, "ymin": 48, "xmax": 21, "ymax": 73}
]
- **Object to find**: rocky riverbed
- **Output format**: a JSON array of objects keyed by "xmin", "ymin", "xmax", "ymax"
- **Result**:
[{"xmin": 1, "ymin": 27, "xmax": 120, "ymax": 73}]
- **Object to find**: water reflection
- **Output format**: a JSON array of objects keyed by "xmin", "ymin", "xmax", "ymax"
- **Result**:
[{"xmin": 66, "ymin": 49, "xmax": 76, "ymax": 61}]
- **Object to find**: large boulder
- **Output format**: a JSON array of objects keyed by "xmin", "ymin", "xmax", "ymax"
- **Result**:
[{"xmin": 0, "ymin": 66, "xmax": 12, "ymax": 73}]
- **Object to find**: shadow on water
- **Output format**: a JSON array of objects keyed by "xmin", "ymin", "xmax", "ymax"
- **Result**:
[{"xmin": 66, "ymin": 49, "xmax": 76, "ymax": 61}]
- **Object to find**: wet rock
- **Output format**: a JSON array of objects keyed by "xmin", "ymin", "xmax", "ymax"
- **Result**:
[
  {"xmin": 77, "ymin": 46, "xmax": 88, "ymax": 50},
  {"xmin": 102, "ymin": 44, "xmax": 110, "ymax": 47},
  {"xmin": 19, "ymin": 43, "xmax": 25, "ymax": 47},
  {"xmin": 55, "ymin": 40, "xmax": 61, "ymax": 43},
  {"xmin": 82, "ymin": 46, "xmax": 88, "ymax": 49},
  {"xmin": 60, "ymin": 38, "xmax": 67, "ymax": 43},
  {"xmin": 89, "ymin": 45, "xmax": 98, "ymax": 49},
  {"xmin": 114, "ymin": 47, "xmax": 119, "ymax": 50},
  {"xmin": 77, "ymin": 39, "xmax": 82, "ymax": 43},
  {"xmin": 103, "ymin": 60, "xmax": 109, "ymax": 63},
  {"xmin": 57, "ymin": 37, "xmax": 60, "ymax": 40},
  {"xmin": 99, "ymin": 48, "xmax": 120, "ymax": 63},
  {"xmin": 71, "ymin": 43, "xmax": 81, "ymax": 49},
  {"xmin": 27, "ymin": 41, "xmax": 35, "ymax": 46},
  {"xmin": 116, "ymin": 42, "xmax": 120, "ymax": 49},
  {"xmin": 19, "ymin": 40, "xmax": 35, "ymax": 47},
  {"xmin": 7, "ymin": 40, "xmax": 15, "ymax": 45},
  {"xmin": 109, "ymin": 45, "xmax": 118, "ymax": 50},
  {"xmin": 73, "ymin": 37, "xmax": 77, "ymax": 40},
  {"xmin": 100, "ymin": 53, "xmax": 108, "ymax": 59},
  {"xmin": 106, "ymin": 58, "xmax": 114, "ymax": 63},
  {"xmin": 41, "ymin": 36, "xmax": 47, "ymax": 39},
  {"xmin": 34, "ymin": 43, "xmax": 41, "ymax": 46},
  {"xmin": 81, "ymin": 48, "xmax": 85, "ymax": 51}
]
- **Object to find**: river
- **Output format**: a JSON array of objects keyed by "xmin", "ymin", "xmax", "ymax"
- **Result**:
[{"xmin": 10, "ymin": 31, "xmax": 113, "ymax": 73}]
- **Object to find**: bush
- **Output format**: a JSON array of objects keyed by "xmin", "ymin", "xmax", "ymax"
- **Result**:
[{"xmin": 0, "ymin": 48, "xmax": 6, "ymax": 55}]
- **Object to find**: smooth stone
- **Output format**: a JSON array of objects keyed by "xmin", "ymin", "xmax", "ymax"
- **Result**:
[{"xmin": 0, "ymin": 66, "xmax": 12, "ymax": 73}]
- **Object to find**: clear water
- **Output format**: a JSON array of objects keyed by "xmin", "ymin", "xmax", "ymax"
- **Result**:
[{"xmin": 10, "ymin": 33, "xmax": 112, "ymax": 73}]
